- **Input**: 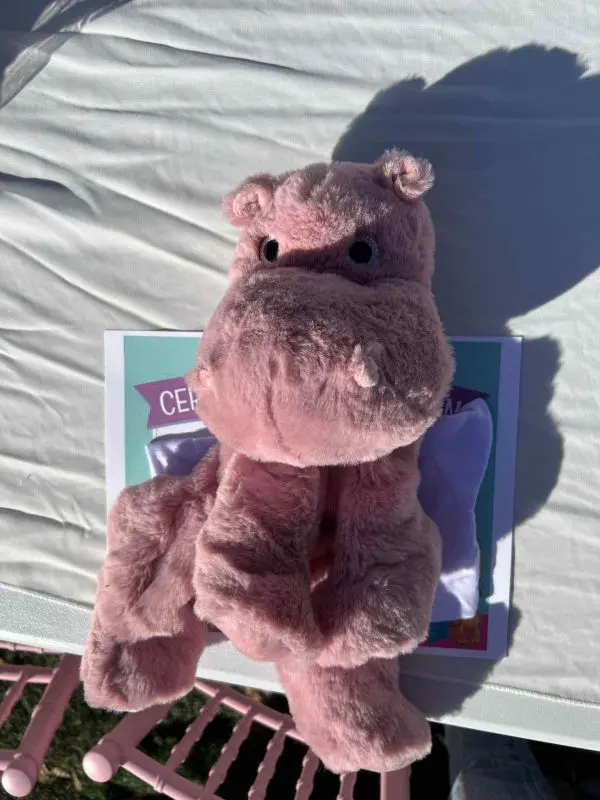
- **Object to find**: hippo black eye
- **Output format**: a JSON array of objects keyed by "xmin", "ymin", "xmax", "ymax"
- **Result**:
[
  {"xmin": 348, "ymin": 238, "xmax": 379, "ymax": 265},
  {"xmin": 260, "ymin": 236, "xmax": 279, "ymax": 264}
]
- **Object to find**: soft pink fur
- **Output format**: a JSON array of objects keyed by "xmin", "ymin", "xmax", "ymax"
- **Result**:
[{"xmin": 82, "ymin": 151, "xmax": 454, "ymax": 774}]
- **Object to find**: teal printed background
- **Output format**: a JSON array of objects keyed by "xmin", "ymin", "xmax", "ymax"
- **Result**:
[
  {"xmin": 123, "ymin": 335, "xmax": 501, "ymax": 614},
  {"xmin": 124, "ymin": 335, "xmax": 200, "ymax": 488}
]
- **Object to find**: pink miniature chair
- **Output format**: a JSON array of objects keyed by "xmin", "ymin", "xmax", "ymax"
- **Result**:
[
  {"xmin": 0, "ymin": 641, "xmax": 81, "ymax": 798},
  {"xmin": 83, "ymin": 679, "xmax": 411, "ymax": 799}
]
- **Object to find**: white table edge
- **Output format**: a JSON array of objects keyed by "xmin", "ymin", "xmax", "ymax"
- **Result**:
[{"xmin": 2, "ymin": 582, "xmax": 598, "ymax": 753}]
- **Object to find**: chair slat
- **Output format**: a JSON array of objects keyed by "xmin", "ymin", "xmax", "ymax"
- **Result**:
[
  {"xmin": 248, "ymin": 722, "xmax": 290, "ymax": 800},
  {"xmin": 337, "ymin": 772, "xmax": 357, "ymax": 800},
  {"xmin": 204, "ymin": 709, "xmax": 256, "ymax": 794},
  {"xmin": 0, "ymin": 670, "xmax": 30, "ymax": 727},
  {"xmin": 126, "ymin": 749, "xmax": 208, "ymax": 800},
  {"xmin": 0, "ymin": 666, "xmax": 52, "ymax": 684},
  {"xmin": 166, "ymin": 689, "xmax": 225, "ymax": 769},
  {"xmin": 294, "ymin": 750, "xmax": 319, "ymax": 800}
]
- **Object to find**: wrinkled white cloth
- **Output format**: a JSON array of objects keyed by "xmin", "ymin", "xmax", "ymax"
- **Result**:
[{"xmin": 0, "ymin": 0, "xmax": 598, "ymax": 750}]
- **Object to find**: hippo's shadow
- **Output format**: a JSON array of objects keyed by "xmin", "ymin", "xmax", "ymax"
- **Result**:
[{"xmin": 334, "ymin": 44, "xmax": 600, "ymax": 715}]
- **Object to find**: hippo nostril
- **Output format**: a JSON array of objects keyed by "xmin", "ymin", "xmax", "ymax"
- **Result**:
[
  {"xmin": 353, "ymin": 357, "xmax": 380, "ymax": 388},
  {"xmin": 188, "ymin": 365, "xmax": 212, "ymax": 391},
  {"xmin": 349, "ymin": 344, "xmax": 380, "ymax": 388}
]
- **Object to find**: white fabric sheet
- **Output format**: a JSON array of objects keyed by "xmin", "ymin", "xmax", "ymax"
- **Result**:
[{"xmin": 1, "ymin": 0, "xmax": 600, "ymax": 751}]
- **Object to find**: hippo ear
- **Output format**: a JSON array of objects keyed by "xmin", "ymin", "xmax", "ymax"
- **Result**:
[
  {"xmin": 223, "ymin": 174, "xmax": 276, "ymax": 227},
  {"xmin": 375, "ymin": 149, "xmax": 434, "ymax": 201}
]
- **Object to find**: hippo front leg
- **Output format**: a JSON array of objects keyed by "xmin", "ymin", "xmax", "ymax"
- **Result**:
[
  {"xmin": 313, "ymin": 444, "xmax": 441, "ymax": 669},
  {"xmin": 195, "ymin": 454, "xmax": 322, "ymax": 661}
]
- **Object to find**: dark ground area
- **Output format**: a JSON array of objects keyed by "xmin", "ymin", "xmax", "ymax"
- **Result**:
[{"xmin": 1, "ymin": 648, "xmax": 598, "ymax": 799}]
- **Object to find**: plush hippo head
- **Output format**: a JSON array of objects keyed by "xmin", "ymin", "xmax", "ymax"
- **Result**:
[{"xmin": 190, "ymin": 150, "xmax": 454, "ymax": 466}]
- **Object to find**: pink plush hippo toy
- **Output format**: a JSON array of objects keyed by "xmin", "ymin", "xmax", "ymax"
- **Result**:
[{"xmin": 82, "ymin": 150, "xmax": 454, "ymax": 774}]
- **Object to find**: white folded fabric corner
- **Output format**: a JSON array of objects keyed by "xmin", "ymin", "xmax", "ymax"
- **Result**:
[{"xmin": 419, "ymin": 399, "xmax": 493, "ymax": 623}]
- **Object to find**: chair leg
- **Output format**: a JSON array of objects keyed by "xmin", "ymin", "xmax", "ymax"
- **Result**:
[
  {"xmin": 83, "ymin": 702, "xmax": 174, "ymax": 783},
  {"xmin": 2, "ymin": 654, "xmax": 80, "ymax": 798}
]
